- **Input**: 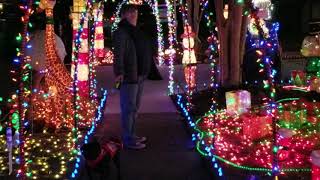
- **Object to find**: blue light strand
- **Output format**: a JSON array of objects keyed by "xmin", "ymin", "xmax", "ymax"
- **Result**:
[
  {"xmin": 175, "ymin": 95, "xmax": 224, "ymax": 177},
  {"xmin": 248, "ymin": 14, "xmax": 280, "ymax": 175},
  {"xmin": 70, "ymin": 89, "xmax": 108, "ymax": 179}
]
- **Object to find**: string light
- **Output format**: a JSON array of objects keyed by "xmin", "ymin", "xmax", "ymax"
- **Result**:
[
  {"xmin": 145, "ymin": 0, "xmax": 165, "ymax": 65},
  {"xmin": 71, "ymin": 90, "xmax": 108, "ymax": 179},
  {"xmin": 1, "ymin": 0, "xmax": 106, "ymax": 179},
  {"xmin": 16, "ymin": 0, "xmax": 34, "ymax": 178},
  {"xmin": 174, "ymin": 1, "xmax": 319, "ymax": 179},
  {"xmin": 93, "ymin": 2, "xmax": 105, "ymax": 59},
  {"xmin": 165, "ymin": 0, "xmax": 176, "ymax": 95}
]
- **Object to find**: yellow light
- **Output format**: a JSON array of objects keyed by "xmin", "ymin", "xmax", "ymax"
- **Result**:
[
  {"xmin": 223, "ymin": 5, "xmax": 228, "ymax": 19},
  {"xmin": 129, "ymin": 0, "xmax": 143, "ymax": 5}
]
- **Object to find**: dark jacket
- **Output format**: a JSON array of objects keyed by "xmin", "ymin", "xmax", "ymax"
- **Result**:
[{"xmin": 112, "ymin": 20, "xmax": 152, "ymax": 83}]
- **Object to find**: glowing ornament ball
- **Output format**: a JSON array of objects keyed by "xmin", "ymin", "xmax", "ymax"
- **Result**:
[
  {"xmin": 301, "ymin": 35, "xmax": 320, "ymax": 57},
  {"xmin": 225, "ymin": 90, "xmax": 251, "ymax": 116}
]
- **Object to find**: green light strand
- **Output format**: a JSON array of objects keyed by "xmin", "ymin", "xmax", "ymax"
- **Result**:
[{"xmin": 213, "ymin": 155, "xmax": 311, "ymax": 173}]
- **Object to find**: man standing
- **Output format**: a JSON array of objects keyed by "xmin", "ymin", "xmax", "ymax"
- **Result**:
[{"xmin": 113, "ymin": 5, "xmax": 152, "ymax": 150}]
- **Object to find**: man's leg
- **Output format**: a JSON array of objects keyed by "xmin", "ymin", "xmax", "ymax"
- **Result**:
[
  {"xmin": 131, "ymin": 77, "xmax": 145, "ymax": 138},
  {"xmin": 120, "ymin": 83, "xmax": 138, "ymax": 145}
]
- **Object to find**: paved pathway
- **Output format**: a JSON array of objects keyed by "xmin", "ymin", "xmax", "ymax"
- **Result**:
[
  {"xmin": 94, "ymin": 65, "xmax": 213, "ymax": 180},
  {"xmin": 96, "ymin": 113, "xmax": 212, "ymax": 180}
]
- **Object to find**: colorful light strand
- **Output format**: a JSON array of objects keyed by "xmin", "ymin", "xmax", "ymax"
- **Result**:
[
  {"xmin": 16, "ymin": 0, "xmax": 34, "ymax": 178},
  {"xmin": 165, "ymin": 0, "xmax": 177, "ymax": 95},
  {"xmin": 71, "ymin": 89, "xmax": 108, "ymax": 179}
]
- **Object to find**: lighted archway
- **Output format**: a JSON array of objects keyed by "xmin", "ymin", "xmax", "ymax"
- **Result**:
[
  {"xmin": 112, "ymin": 0, "xmax": 165, "ymax": 65},
  {"xmin": 112, "ymin": 0, "xmax": 177, "ymax": 94}
]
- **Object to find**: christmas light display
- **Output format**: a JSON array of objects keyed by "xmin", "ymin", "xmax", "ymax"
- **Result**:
[
  {"xmin": 16, "ymin": 0, "xmax": 34, "ymax": 177},
  {"xmin": 71, "ymin": 90, "xmax": 108, "ymax": 179},
  {"xmin": 306, "ymin": 57, "xmax": 320, "ymax": 78},
  {"xmin": 8, "ymin": 0, "xmax": 320, "ymax": 179},
  {"xmin": 180, "ymin": 16, "xmax": 197, "ymax": 108},
  {"xmin": 101, "ymin": 48, "xmax": 114, "ymax": 65},
  {"xmin": 93, "ymin": 2, "xmax": 105, "ymax": 58},
  {"xmin": 301, "ymin": 35, "xmax": 320, "ymax": 57},
  {"xmin": 176, "ymin": 33, "xmax": 319, "ymax": 180},
  {"xmin": 248, "ymin": 17, "xmax": 269, "ymax": 38},
  {"xmin": 291, "ymin": 70, "xmax": 306, "ymax": 87},
  {"xmin": 112, "ymin": 0, "xmax": 177, "ymax": 94},
  {"xmin": 0, "ymin": 0, "xmax": 107, "ymax": 179},
  {"xmin": 225, "ymin": 90, "xmax": 251, "ymax": 115},
  {"xmin": 72, "ymin": 0, "xmax": 90, "ymax": 98},
  {"xmin": 173, "ymin": 1, "xmax": 320, "ymax": 179},
  {"xmin": 181, "ymin": 25, "xmax": 197, "ymax": 65},
  {"xmin": 129, "ymin": 0, "xmax": 143, "ymax": 5},
  {"xmin": 200, "ymin": 0, "xmax": 220, "ymax": 114},
  {"xmin": 252, "ymin": 0, "xmax": 273, "ymax": 20},
  {"xmin": 144, "ymin": 0, "xmax": 165, "ymax": 65},
  {"xmin": 175, "ymin": 97, "xmax": 318, "ymax": 177},
  {"xmin": 165, "ymin": 0, "xmax": 177, "ymax": 95}
]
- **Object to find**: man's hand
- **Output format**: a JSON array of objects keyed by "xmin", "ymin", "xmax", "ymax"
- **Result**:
[{"xmin": 115, "ymin": 75, "xmax": 124, "ymax": 83}]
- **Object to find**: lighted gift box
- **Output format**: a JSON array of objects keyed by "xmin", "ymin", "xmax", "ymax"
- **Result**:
[
  {"xmin": 241, "ymin": 113, "xmax": 272, "ymax": 140},
  {"xmin": 280, "ymin": 109, "xmax": 307, "ymax": 129},
  {"xmin": 226, "ymin": 90, "xmax": 251, "ymax": 115},
  {"xmin": 291, "ymin": 70, "xmax": 306, "ymax": 86}
]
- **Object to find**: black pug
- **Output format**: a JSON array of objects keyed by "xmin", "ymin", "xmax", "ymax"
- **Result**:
[{"xmin": 81, "ymin": 138, "xmax": 122, "ymax": 180}]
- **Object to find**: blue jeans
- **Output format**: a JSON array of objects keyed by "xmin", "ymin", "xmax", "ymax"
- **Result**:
[{"xmin": 120, "ymin": 76, "xmax": 144, "ymax": 145}]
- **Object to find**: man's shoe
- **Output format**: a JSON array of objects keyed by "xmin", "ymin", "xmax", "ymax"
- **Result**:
[
  {"xmin": 134, "ymin": 136, "xmax": 147, "ymax": 143},
  {"xmin": 124, "ymin": 142, "xmax": 146, "ymax": 150}
]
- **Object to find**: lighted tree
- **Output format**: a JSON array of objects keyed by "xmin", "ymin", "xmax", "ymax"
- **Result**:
[
  {"xmin": 214, "ymin": 0, "xmax": 249, "ymax": 87},
  {"xmin": 185, "ymin": 0, "xmax": 203, "ymax": 44}
]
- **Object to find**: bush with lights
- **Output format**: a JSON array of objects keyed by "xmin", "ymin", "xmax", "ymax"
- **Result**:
[
  {"xmin": 174, "ymin": 0, "xmax": 320, "ymax": 179},
  {"xmin": 0, "ymin": 0, "xmax": 108, "ymax": 179}
]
